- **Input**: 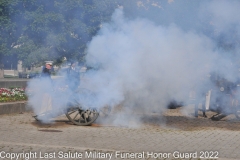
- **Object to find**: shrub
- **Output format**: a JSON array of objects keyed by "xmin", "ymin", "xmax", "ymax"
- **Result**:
[{"xmin": 0, "ymin": 87, "xmax": 27, "ymax": 102}]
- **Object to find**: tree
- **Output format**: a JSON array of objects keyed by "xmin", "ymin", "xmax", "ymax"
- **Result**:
[
  {"xmin": 0, "ymin": 0, "xmax": 20, "ymax": 56},
  {"xmin": 0, "ymin": 0, "xmax": 115, "ymax": 67},
  {"xmin": 1, "ymin": 0, "xmax": 153, "ymax": 67}
]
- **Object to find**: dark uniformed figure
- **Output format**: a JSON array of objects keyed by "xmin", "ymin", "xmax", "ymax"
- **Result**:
[{"xmin": 41, "ymin": 63, "xmax": 52, "ymax": 78}]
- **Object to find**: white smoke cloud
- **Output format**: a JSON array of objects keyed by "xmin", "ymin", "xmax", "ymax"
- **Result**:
[
  {"xmin": 83, "ymin": 8, "xmax": 217, "ymax": 116},
  {"xmin": 28, "ymin": 1, "xmax": 240, "ymax": 125},
  {"xmin": 200, "ymin": 0, "xmax": 240, "ymax": 33}
]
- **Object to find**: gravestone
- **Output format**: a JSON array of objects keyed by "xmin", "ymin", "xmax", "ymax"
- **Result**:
[{"xmin": 0, "ymin": 63, "xmax": 3, "ymax": 78}]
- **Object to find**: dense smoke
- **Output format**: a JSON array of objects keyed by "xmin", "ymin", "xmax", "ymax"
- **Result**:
[
  {"xmin": 84, "ymin": 8, "xmax": 214, "ymax": 112},
  {"xmin": 28, "ymin": 0, "xmax": 240, "ymax": 125},
  {"xmin": 83, "ymin": 1, "xmax": 240, "ymax": 120}
]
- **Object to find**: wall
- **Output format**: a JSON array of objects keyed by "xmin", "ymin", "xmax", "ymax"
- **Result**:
[
  {"xmin": 0, "ymin": 80, "xmax": 28, "ymax": 88},
  {"xmin": 3, "ymin": 70, "xmax": 18, "ymax": 77}
]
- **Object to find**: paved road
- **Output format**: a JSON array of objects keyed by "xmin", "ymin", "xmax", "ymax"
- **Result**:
[{"xmin": 0, "ymin": 107, "xmax": 240, "ymax": 160}]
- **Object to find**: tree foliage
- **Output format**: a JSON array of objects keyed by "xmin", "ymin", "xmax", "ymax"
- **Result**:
[
  {"xmin": 0, "ymin": 0, "xmax": 120, "ymax": 67},
  {"xmin": 1, "ymin": 0, "xmax": 238, "ymax": 68}
]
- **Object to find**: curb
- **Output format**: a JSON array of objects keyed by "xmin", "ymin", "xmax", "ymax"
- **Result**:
[{"xmin": 0, "ymin": 101, "xmax": 32, "ymax": 115}]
